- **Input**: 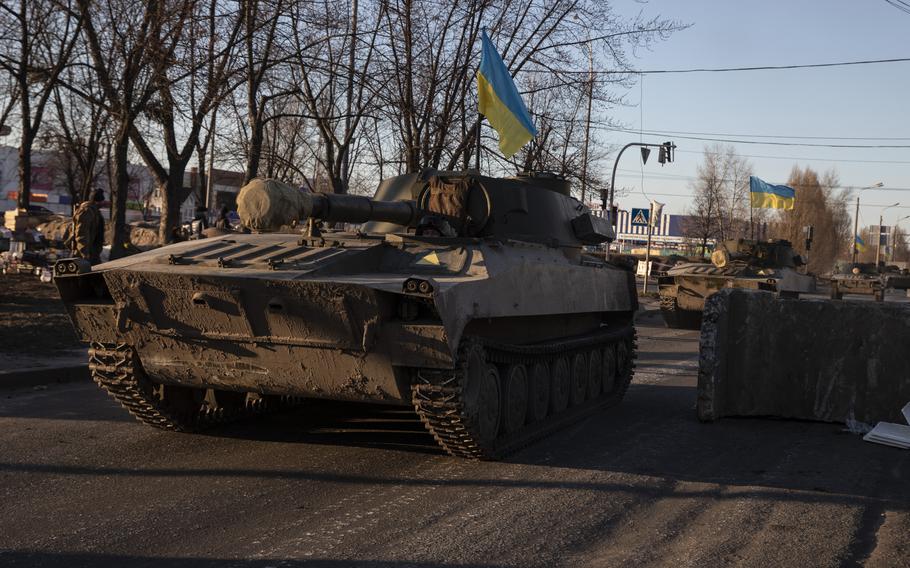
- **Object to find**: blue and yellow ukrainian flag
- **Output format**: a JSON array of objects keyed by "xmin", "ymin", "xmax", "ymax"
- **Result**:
[
  {"xmin": 749, "ymin": 176, "xmax": 795, "ymax": 210},
  {"xmin": 855, "ymin": 234, "xmax": 867, "ymax": 253},
  {"xmin": 477, "ymin": 30, "xmax": 537, "ymax": 158}
]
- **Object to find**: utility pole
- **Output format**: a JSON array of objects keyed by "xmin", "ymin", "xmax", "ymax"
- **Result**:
[
  {"xmin": 851, "ymin": 196, "xmax": 860, "ymax": 265},
  {"xmin": 580, "ymin": 41, "xmax": 594, "ymax": 204},
  {"xmin": 205, "ymin": 109, "xmax": 217, "ymax": 210},
  {"xmin": 875, "ymin": 214, "xmax": 883, "ymax": 268}
]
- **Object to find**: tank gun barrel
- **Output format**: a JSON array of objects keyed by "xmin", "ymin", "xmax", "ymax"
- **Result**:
[{"xmin": 237, "ymin": 178, "xmax": 423, "ymax": 232}]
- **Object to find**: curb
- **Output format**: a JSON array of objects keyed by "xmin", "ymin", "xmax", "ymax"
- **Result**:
[{"xmin": 0, "ymin": 364, "xmax": 90, "ymax": 390}]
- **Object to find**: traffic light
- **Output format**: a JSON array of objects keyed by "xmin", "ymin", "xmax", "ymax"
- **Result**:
[{"xmin": 658, "ymin": 141, "xmax": 674, "ymax": 165}]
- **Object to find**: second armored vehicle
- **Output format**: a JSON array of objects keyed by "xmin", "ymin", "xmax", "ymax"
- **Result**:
[
  {"xmin": 830, "ymin": 262, "xmax": 910, "ymax": 301},
  {"xmin": 658, "ymin": 238, "xmax": 816, "ymax": 329},
  {"xmin": 54, "ymin": 171, "xmax": 638, "ymax": 460}
]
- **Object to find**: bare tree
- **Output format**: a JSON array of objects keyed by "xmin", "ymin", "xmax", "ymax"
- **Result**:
[
  {"xmin": 40, "ymin": 62, "xmax": 109, "ymax": 209},
  {"xmin": 769, "ymin": 166, "xmax": 850, "ymax": 273},
  {"xmin": 129, "ymin": 0, "xmax": 245, "ymax": 243},
  {"xmin": 76, "ymin": 0, "xmax": 190, "ymax": 255},
  {"xmin": 682, "ymin": 145, "xmax": 752, "ymax": 253},
  {"xmin": 0, "ymin": 0, "xmax": 82, "ymax": 211}
]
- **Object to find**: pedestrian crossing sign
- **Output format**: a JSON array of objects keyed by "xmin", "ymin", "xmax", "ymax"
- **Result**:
[{"xmin": 630, "ymin": 208, "xmax": 650, "ymax": 226}]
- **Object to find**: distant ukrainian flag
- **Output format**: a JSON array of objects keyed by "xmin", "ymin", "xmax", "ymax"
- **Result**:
[
  {"xmin": 477, "ymin": 30, "xmax": 537, "ymax": 158},
  {"xmin": 855, "ymin": 234, "xmax": 867, "ymax": 253},
  {"xmin": 750, "ymin": 176, "xmax": 795, "ymax": 210}
]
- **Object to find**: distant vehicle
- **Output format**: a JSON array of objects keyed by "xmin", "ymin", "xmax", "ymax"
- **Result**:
[
  {"xmin": 830, "ymin": 261, "xmax": 910, "ymax": 300},
  {"xmin": 658, "ymin": 239, "xmax": 816, "ymax": 328},
  {"xmin": 27, "ymin": 205, "xmax": 55, "ymax": 217}
]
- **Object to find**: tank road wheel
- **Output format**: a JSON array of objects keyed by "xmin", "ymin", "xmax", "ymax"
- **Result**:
[
  {"xmin": 549, "ymin": 358, "xmax": 570, "ymax": 414},
  {"xmin": 411, "ymin": 342, "xmax": 504, "ymax": 459},
  {"xmin": 569, "ymin": 352, "xmax": 589, "ymax": 406},
  {"xmin": 461, "ymin": 346, "xmax": 502, "ymax": 446},
  {"xmin": 610, "ymin": 333, "xmax": 636, "ymax": 400},
  {"xmin": 502, "ymin": 364, "xmax": 529, "ymax": 434},
  {"xmin": 412, "ymin": 328, "xmax": 638, "ymax": 460},
  {"xmin": 586, "ymin": 350, "xmax": 602, "ymax": 400},
  {"xmin": 88, "ymin": 343, "xmax": 276, "ymax": 432},
  {"xmin": 600, "ymin": 345, "xmax": 617, "ymax": 395},
  {"xmin": 527, "ymin": 362, "xmax": 550, "ymax": 423}
]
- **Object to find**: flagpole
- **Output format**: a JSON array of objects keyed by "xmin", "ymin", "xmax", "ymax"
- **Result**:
[
  {"xmin": 475, "ymin": 114, "xmax": 483, "ymax": 172},
  {"xmin": 750, "ymin": 198, "xmax": 754, "ymax": 240}
]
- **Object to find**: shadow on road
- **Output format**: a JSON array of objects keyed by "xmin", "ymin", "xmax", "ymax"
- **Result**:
[
  {"xmin": 0, "ymin": 552, "xmax": 508, "ymax": 568},
  {"xmin": 2, "ymin": 383, "xmax": 908, "ymax": 512}
]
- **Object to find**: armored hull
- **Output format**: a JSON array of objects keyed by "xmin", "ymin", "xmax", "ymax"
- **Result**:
[
  {"xmin": 56, "ymin": 172, "xmax": 638, "ymax": 459},
  {"xmin": 657, "ymin": 239, "xmax": 816, "ymax": 329}
]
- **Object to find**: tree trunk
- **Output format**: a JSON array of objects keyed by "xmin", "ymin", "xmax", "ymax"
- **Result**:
[
  {"xmin": 246, "ymin": 115, "xmax": 263, "ymax": 183},
  {"xmin": 109, "ymin": 127, "xmax": 131, "ymax": 260},
  {"xmin": 159, "ymin": 167, "xmax": 186, "ymax": 245},
  {"xmin": 17, "ymin": 136, "xmax": 31, "ymax": 211}
]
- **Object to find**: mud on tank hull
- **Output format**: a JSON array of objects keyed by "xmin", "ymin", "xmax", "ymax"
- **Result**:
[{"xmin": 56, "ymin": 232, "xmax": 638, "ymax": 458}]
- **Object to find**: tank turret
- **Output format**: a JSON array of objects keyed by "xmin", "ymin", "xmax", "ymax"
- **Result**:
[
  {"xmin": 710, "ymin": 239, "xmax": 803, "ymax": 270},
  {"xmin": 237, "ymin": 171, "xmax": 614, "ymax": 246}
]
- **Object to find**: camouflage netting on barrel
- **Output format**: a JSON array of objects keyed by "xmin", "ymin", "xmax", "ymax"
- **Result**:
[{"xmin": 237, "ymin": 178, "xmax": 311, "ymax": 232}]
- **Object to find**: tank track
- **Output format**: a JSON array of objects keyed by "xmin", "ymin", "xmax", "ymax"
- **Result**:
[
  {"xmin": 88, "ymin": 342, "xmax": 292, "ymax": 432},
  {"xmin": 412, "ymin": 324, "xmax": 636, "ymax": 460},
  {"xmin": 659, "ymin": 294, "xmax": 702, "ymax": 329}
]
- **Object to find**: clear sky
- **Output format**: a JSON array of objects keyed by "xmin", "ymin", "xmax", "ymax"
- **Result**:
[{"xmin": 605, "ymin": 0, "xmax": 910, "ymax": 230}]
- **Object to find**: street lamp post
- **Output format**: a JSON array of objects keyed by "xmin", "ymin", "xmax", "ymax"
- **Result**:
[
  {"xmin": 875, "ymin": 202, "xmax": 900, "ymax": 268},
  {"xmin": 852, "ymin": 182, "xmax": 884, "ymax": 265}
]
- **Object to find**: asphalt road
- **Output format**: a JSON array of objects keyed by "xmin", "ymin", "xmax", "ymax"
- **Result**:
[{"xmin": 1, "ymin": 311, "xmax": 908, "ymax": 568}]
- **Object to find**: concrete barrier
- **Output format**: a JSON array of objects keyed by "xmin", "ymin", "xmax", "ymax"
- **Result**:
[{"xmin": 698, "ymin": 289, "xmax": 910, "ymax": 425}]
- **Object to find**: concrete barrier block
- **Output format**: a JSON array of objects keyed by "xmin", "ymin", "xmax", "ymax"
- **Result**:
[{"xmin": 698, "ymin": 289, "xmax": 910, "ymax": 425}]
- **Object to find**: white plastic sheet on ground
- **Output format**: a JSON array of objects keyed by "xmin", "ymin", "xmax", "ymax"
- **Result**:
[{"xmin": 863, "ymin": 402, "xmax": 910, "ymax": 449}]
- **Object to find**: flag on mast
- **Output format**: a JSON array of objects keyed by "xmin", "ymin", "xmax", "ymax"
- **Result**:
[
  {"xmin": 650, "ymin": 201, "xmax": 664, "ymax": 229},
  {"xmin": 750, "ymin": 176, "xmax": 795, "ymax": 210},
  {"xmin": 477, "ymin": 30, "xmax": 537, "ymax": 158}
]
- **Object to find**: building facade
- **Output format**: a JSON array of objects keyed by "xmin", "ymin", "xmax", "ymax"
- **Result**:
[{"xmin": 613, "ymin": 207, "xmax": 700, "ymax": 253}]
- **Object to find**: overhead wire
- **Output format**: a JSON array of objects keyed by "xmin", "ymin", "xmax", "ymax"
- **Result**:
[
  {"xmin": 522, "ymin": 57, "xmax": 910, "ymax": 76},
  {"xmin": 598, "ymin": 127, "xmax": 910, "ymax": 149},
  {"xmin": 883, "ymin": 0, "xmax": 910, "ymax": 15}
]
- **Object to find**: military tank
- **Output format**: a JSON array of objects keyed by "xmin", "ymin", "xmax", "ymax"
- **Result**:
[
  {"xmin": 830, "ymin": 261, "xmax": 910, "ymax": 301},
  {"xmin": 53, "ymin": 171, "xmax": 638, "ymax": 460},
  {"xmin": 657, "ymin": 239, "xmax": 816, "ymax": 329}
]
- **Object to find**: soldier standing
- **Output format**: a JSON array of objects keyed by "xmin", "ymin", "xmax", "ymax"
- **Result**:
[
  {"xmin": 73, "ymin": 189, "xmax": 105, "ymax": 264},
  {"xmin": 214, "ymin": 205, "xmax": 230, "ymax": 230}
]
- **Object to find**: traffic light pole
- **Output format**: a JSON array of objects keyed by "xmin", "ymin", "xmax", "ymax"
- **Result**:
[{"xmin": 605, "ymin": 141, "xmax": 675, "ymax": 260}]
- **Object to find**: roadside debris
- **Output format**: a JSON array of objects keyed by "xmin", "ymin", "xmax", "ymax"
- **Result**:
[{"xmin": 863, "ymin": 402, "xmax": 910, "ymax": 449}]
